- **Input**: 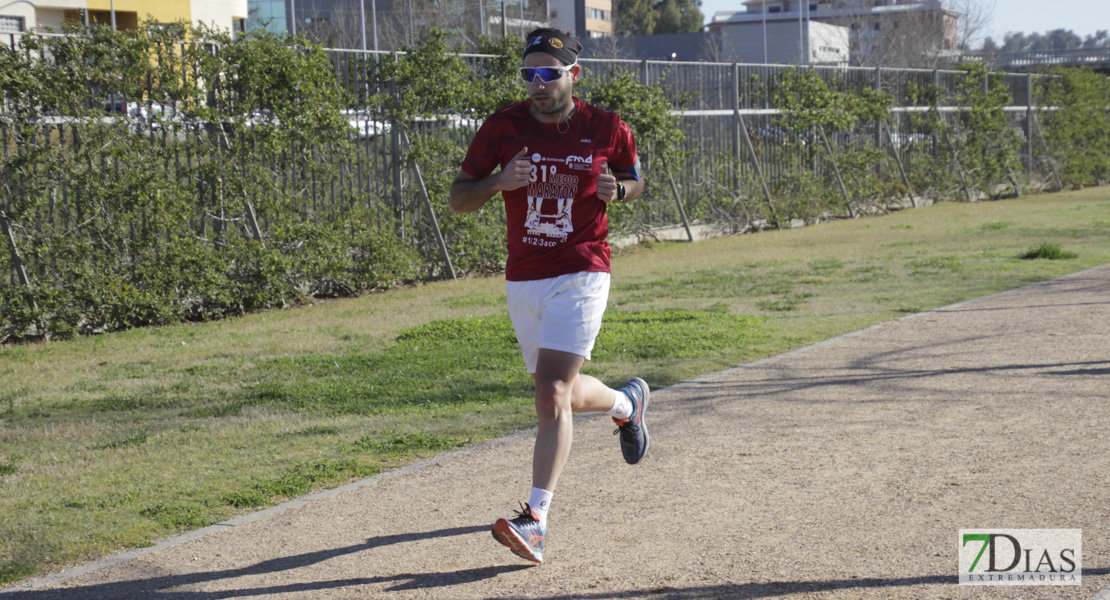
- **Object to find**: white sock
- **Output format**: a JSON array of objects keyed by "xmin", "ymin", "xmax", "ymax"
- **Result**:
[
  {"xmin": 606, "ymin": 388, "xmax": 633, "ymax": 421},
  {"xmin": 528, "ymin": 487, "xmax": 553, "ymax": 526}
]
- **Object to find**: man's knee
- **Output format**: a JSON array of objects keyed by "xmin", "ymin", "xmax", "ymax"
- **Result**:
[{"xmin": 534, "ymin": 377, "xmax": 575, "ymax": 419}]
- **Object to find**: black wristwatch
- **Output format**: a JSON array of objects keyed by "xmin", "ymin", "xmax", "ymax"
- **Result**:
[{"xmin": 616, "ymin": 182, "xmax": 626, "ymax": 201}]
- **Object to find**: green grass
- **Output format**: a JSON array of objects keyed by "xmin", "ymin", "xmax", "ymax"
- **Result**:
[
  {"xmin": 91, "ymin": 431, "xmax": 153, "ymax": 450},
  {"xmin": 2, "ymin": 187, "xmax": 1110, "ymax": 585},
  {"xmin": 1018, "ymin": 242, "xmax": 1079, "ymax": 260}
]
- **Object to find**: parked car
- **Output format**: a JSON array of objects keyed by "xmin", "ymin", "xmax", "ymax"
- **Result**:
[
  {"xmin": 102, "ymin": 99, "xmax": 158, "ymax": 132},
  {"xmin": 342, "ymin": 109, "xmax": 389, "ymax": 138}
]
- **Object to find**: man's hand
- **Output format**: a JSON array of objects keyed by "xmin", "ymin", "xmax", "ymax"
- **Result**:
[
  {"xmin": 497, "ymin": 146, "xmax": 531, "ymax": 192},
  {"xmin": 450, "ymin": 147, "xmax": 531, "ymax": 214},
  {"xmin": 596, "ymin": 161, "xmax": 619, "ymax": 203}
]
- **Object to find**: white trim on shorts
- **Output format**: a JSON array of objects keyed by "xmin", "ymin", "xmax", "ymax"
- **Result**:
[{"xmin": 506, "ymin": 271, "xmax": 611, "ymax": 374}]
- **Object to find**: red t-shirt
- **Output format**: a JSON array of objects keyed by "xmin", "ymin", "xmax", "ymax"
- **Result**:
[{"xmin": 461, "ymin": 97, "xmax": 639, "ymax": 282}]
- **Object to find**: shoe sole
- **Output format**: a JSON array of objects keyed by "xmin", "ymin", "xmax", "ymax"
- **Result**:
[
  {"xmin": 627, "ymin": 377, "xmax": 650, "ymax": 464},
  {"xmin": 491, "ymin": 520, "xmax": 543, "ymax": 564}
]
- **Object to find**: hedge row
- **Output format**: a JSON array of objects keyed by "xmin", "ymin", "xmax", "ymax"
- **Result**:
[{"xmin": 2, "ymin": 23, "xmax": 1107, "ymax": 342}]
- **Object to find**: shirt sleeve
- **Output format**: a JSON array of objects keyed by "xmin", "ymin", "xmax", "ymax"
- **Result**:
[
  {"xmin": 460, "ymin": 118, "xmax": 502, "ymax": 180},
  {"xmin": 609, "ymin": 117, "xmax": 640, "ymax": 181}
]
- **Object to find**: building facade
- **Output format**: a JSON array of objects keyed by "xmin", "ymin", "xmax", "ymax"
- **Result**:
[
  {"xmin": 715, "ymin": 18, "xmax": 848, "ymax": 64},
  {"xmin": 709, "ymin": 0, "xmax": 960, "ymax": 66},
  {"xmin": 549, "ymin": 0, "xmax": 611, "ymax": 39},
  {"xmin": 244, "ymin": 0, "xmax": 604, "ymax": 50},
  {"xmin": 0, "ymin": 0, "xmax": 248, "ymax": 34}
]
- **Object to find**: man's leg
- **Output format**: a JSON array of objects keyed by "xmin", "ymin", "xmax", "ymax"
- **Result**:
[
  {"xmin": 495, "ymin": 272, "xmax": 647, "ymax": 563},
  {"xmin": 493, "ymin": 348, "xmax": 618, "ymax": 564},
  {"xmin": 531, "ymin": 348, "xmax": 618, "ymax": 492}
]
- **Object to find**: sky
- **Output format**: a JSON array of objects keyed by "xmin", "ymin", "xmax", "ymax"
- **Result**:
[{"xmin": 698, "ymin": 0, "xmax": 1110, "ymax": 44}]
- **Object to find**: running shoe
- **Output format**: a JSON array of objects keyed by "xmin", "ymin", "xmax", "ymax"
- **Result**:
[
  {"xmin": 613, "ymin": 377, "xmax": 650, "ymax": 464},
  {"xmin": 492, "ymin": 503, "xmax": 545, "ymax": 564}
]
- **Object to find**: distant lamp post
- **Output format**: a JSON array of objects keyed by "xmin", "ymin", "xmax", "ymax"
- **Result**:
[
  {"xmin": 762, "ymin": 0, "xmax": 767, "ymax": 63},
  {"xmin": 360, "ymin": 0, "xmax": 366, "ymax": 51}
]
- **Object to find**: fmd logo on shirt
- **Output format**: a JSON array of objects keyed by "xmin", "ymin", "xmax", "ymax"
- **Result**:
[
  {"xmin": 959, "ymin": 529, "xmax": 1081, "ymax": 586},
  {"xmin": 531, "ymin": 153, "xmax": 593, "ymax": 171}
]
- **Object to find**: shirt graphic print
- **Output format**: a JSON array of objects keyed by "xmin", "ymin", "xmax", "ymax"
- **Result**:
[{"xmin": 460, "ymin": 97, "xmax": 637, "ymax": 281}]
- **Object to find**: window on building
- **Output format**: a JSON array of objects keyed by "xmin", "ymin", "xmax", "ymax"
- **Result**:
[
  {"xmin": 769, "ymin": 6, "xmax": 782, "ymax": 12},
  {"xmin": 248, "ymin": 0, "xmax": 288, "ymax": 34},
  {"xmin": 809, "ymin": 3, "xmax": 818, "ymax": 11},
  {"xmin": 873, "ymin": 22, "xmax": 881, "ymax": 30},
  {"xmin": 89, "ymin": 10, "xmax": 139, "ymax": 29},
  {"xmin": 0, "ymin": 15, "xmax": 24, "ymax": 33},
  {"xmin": 589, "ymin": 8, "xmax": 611, "ymax": 20}
]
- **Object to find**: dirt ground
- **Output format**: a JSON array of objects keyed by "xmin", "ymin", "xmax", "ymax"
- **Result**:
[{"xmin": 3, "ymin": 265, "xmax": 1109, "ymax": 600}]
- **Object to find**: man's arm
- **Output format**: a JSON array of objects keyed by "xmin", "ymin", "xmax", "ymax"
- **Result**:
[
  {"xmin": 449, "ymin": 146, "xmax": 530, "ymax": 214},
  {"xmin": 596, "ymin": 161, "xmax": 644, "ymax": 204}
]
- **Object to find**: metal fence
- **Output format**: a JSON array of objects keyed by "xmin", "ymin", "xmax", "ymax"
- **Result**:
[
  {"xmin": 2, "ymin": 42, "xmax": 1057, "ymax": 257},
  {"xmin": 318, "ymin": 50, "xmax": 1052, "ymax": 232}
]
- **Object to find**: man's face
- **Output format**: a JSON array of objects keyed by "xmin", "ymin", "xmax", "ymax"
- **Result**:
[{"xmin": 523, "ymin": 53, "xmax": 578, "ymax": 118}]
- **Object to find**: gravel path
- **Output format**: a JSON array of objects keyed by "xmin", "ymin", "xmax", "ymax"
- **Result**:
[{"xmin": 4, "ymin": 265, "xmax": 1109, "ymax": 600}]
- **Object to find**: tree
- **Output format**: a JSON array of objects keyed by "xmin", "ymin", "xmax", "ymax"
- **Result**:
[
  {"xmin": 994, "ymin": 29, "xmax": 1109, "ymax": 53},
  {"xmin": 614, "ymin": 0, "xmax": 702, "ymax": 35},
  {"xmin": 948, "ymin": 0, "xmax": 995, "ymax": 50},
  {"xmin": 1039, "ymin": 29, "xmax": 1083, "ymax": 51},
  {"xmin": 831, "ymin": 0, "xmax": 994, "ymax": 68},
  {"xmin": 615, "ymin": 0, "xmax": 656, "ymax": 35},
  {"xmin": 1082, "ymin": 30, "xmax": 1109, "ymax": 49},
  {"xmin": 652, "ymin": 0, "xmax": 704, "ymax": 34}
]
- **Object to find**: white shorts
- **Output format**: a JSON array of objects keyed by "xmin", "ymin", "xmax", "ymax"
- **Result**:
[{"xmin": 506, "ymin": 271, "xmax": 611, "ymax": 374}]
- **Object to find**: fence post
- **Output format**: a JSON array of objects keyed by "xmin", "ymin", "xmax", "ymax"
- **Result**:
[
  {"xmin": 817, "ymin": 125, "xmax": 854, "ymax": 218},
  {"xmin": 389, "ymin": 124, "xmax": 404, "ymax": 237},
  {"xmin": 932, "ymin": 69, "xmax": 940, "ymax": 162},
  {"xmin": 732, "ymin": 63, "xmax": 741, "ymax": 192},
  {"xmin": 389, "ymin": 53, "xmax": 404, "ymax": 239},
  {"xmin": 881, "ymin": 120, "xmax": 918, "ymax": 208},
  {"xmin": 874, "ymin": 67, "xmax": 882, "ymax": 151},
  {"xmin": 941, "ymin": 127, "xmax": 976, "ymax": 202},
  {"xmin": 402, "ymin": 131, "xmax": 456, "ymax": 280},
  {"xmin": 1031, "ymin": 112, "xmax": 1064, "ymax": 191},
  {"xmin": 0, "ymin": 210, "xmax": 31, "ymax": 288},
  {"xmin": 661, "ymin": 156, "xmax": 694, "ymax": 242},
  {"xmin": 736, "ymin": 110, "xmax": 778, "ymax": 227},
  {"xmin": 1025, "ymin": 72, "xmax": 1034, "ymax": 177}
]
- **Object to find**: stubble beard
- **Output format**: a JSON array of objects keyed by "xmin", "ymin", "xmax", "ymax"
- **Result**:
[{"xmin": 531, "ymin": 88, "xmax": 572, "ymax": 119}]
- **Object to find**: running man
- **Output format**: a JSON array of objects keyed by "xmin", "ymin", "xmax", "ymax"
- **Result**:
[{"xmin": 448, "ymin": 28, "xmax": 650, "ymax": 565}]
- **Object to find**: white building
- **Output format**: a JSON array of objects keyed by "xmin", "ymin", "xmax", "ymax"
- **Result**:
[
  {"xmin": 549, "ymin": 0, "xmax": 613, "ymax": 39},
  {"xmin": 714, "ymin": 17, "xmax": 848, "ymax": 64},
  {"xmin": 709, "ymin": 0, "xmax": 960, "ymax": 65},
  {"xmin": 0, "ymin": 0, "xmax": 248, "ymax": 35}
]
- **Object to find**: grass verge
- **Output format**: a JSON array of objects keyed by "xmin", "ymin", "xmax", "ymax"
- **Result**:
[{"xmin": 2, "ymin": 188, "xmax": 1109, "ymax": 584}]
